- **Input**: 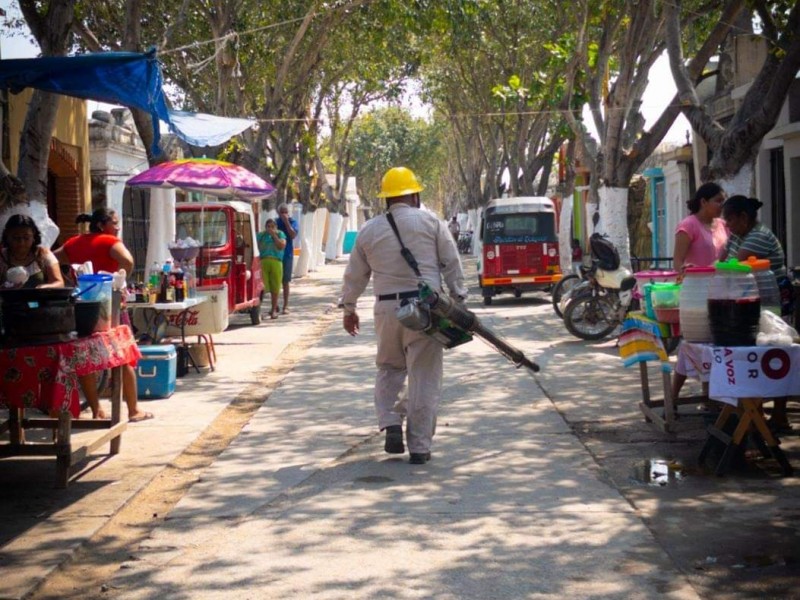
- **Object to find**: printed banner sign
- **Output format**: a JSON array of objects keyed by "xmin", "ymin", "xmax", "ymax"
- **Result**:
[{"xmin": 707, "ymin": 345, "xmax": 800, "ymax": 405}]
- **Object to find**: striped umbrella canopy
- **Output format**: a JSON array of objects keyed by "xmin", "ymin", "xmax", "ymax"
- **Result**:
[{"xmin": 126, "ymin": 158, "xmax": 274, "ymax": 199}]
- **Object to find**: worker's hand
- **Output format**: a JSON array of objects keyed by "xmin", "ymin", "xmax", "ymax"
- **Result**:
[{"xmin": 343, "ymin": 312, "xmax": 360, "ymax": 336}]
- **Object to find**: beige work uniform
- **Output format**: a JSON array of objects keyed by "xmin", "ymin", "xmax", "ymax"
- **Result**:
[{"xmin": 341, "ymin": 203, "xmax": 467, "ymax": 454}]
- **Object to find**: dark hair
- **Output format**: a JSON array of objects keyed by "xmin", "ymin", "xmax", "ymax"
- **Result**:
[
  {"xmin": 76, "ymin": 207, "xmax": 117, "ymax": 233},
  {"xmin": 2, "ymin": 214, "xmax": 42, "ymax": 248},
  {"xmin": 722, "ymin": 195, "xmax": 762, "ymax": 222},
  {"xmin": 265, "ymin": 218, "xmax": 276, "ymax": 226},
  {"xmin": 687, "ymin": 182, "xmax": 723, "ymax": 214}
]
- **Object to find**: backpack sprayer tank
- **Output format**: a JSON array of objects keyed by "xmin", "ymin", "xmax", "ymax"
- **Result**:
[{"xmin": 396, "ymin": 282, "xmax": 540, "ymax": 374}]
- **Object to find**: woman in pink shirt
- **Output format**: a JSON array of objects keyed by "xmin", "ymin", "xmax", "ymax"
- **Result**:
[
  {"xmin": 671, "ymin": 182, "xmax": 729, "ymax": 401},
  {"xmin": 673, "ymin": 182, "xmax": 728, "ymax": 272}
]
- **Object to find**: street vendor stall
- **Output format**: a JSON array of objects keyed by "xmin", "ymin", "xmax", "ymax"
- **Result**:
[{"xmin": 0, "ymin": 325, "xmax": 140, "ymax": 487}]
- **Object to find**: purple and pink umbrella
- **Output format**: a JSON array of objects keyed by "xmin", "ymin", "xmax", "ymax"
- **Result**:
[{"xmin": 126, "ymin": 158, "xmax": 275, "ymax": 199}]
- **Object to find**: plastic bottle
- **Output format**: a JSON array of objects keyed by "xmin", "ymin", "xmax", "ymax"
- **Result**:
[
  {"xmin": 741, "ymin": 256, "xmax": 781, "ymax": 316},
  {"xmin": 707, "ymin": 259, "xmax": 761, "ymax": 346},
  {"xmin": 678, "ymin": 266, "xmax": 715, "ymax": 342},
  {"xmin": 149, "ymin": 262, "xmax": 161, "ymax": 289}
]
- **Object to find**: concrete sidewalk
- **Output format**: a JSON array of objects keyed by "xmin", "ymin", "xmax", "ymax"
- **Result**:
[
  {"xmin": 0, "ymin": 262, "xmax": 346, "ymax": 600},
  {"xmin": 96, "ymin": 283, "xmax": 700, "ymax": 599}
]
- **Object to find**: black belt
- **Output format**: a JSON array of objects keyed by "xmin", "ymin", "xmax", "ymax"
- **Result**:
[{"xmin": 376, "ymin": 290, "xmax": 419, "ymax": 301}]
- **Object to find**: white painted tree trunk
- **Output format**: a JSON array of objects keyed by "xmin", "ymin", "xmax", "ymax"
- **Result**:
[
  {"xmin": 312, "ymin": 208, "xmax": 328, "ymax": 270},
  {"xmin": 558, "ymin": 195, "xmax": 574, "ymax": 274},
  {"xmin": 325, "ymin": 213, "xmax": 342, "ymax": 260},
  {"xmin": 596, "ymin": 186, "xmax": 632, "ymax": 269},
  {"xmin": 145, "ymin": 188, "xmax": 177, "ymax": 272},
  {"xmin": 294, "ymin": 211, "xmax": 313, "ymax": 278},
  {"xmin": 718, "ymin": 164, "xmax": 754, "ymax": 196},
  {"xmin": 335, "ymin": 215, "xmax": 347, "ymax": 257}
]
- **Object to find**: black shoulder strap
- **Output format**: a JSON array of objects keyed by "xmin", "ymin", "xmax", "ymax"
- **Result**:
[{"xmin": 386, "ymin": 212, "xmax": 422, "ymax": 278}]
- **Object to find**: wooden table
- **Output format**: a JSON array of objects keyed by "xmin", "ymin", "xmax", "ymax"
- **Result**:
[
  {"xmin": 0, "ymin": 325, "xmax": 142, "ymax": 487},
  {"xmin": 698, "ymin": 344, "xmax": 798, "ymax": 476}
]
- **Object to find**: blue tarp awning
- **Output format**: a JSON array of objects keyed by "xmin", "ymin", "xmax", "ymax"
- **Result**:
[{"xmin": 0, "ymin": 49, "xmax": 171, "ymax": 153}]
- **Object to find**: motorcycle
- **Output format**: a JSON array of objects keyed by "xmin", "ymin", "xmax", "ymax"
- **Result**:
[
  {"xmin": 562, "ymin": 261, "xmax": 637, "ymax": 341},
  {"xmin": 457, "ymin": 230, "xmax": 473, "ymax": 255}
]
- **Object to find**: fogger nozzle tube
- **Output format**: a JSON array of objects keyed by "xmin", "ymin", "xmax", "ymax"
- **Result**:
[{"xmin": 419, "ymin": 285, "xmax": 540, "ymax": 373}]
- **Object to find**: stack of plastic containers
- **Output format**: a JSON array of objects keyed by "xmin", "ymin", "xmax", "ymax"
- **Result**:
[
  {"xmin": 707, "ymin": 259, "xmax": 761, "ymax": 346},
  {"xmin": 650, "ymin": 282, "xmax": 682, "ymax": 323},
  {"xmin": 678, "ymin": 266, "xmax": 715, "ymax": 342},
  {"xmin": 741, "ymin": 256, "xmax": 781, "ymax": 316}
]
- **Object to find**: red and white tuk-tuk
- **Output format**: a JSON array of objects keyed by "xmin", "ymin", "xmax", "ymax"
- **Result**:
[
  {"xmin": 175, "ymin": 200, "xmax": 264, "ymax": 324},
  {"xmin": 477, "ymin": 196, "xmax": 563, "ymax": 305}
]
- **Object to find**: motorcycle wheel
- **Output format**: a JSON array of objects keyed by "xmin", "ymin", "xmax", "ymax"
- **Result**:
[
  {"xmin": 563, "ymin": 291, "xmax": 618, "ymax": 341},
  {"xmin": 552, "ymin": 274, "xmax": 580, "ymax": 319}
]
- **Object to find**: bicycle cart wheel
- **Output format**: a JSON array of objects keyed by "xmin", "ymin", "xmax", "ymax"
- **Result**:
[
  {"xmin": 563, "ymin": 291, "xmax": 618, "ymax": 341},
  {"xmin": 552, "ymin": 274, "xmax": 580, "ymax": 318}
]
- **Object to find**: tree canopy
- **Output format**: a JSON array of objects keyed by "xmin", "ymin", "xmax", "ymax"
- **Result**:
[{"xmin": 3, "ymin": 0, "xmax": 797, "ymax": 220}]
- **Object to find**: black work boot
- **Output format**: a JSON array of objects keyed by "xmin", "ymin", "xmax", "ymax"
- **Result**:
[
  {"xmin": 409, "ymin": 452, "xmax": 431, "ymax": 465},
  {"xmin": 384, "ymin": 425, "xmax": 404, "ymax": 454}
]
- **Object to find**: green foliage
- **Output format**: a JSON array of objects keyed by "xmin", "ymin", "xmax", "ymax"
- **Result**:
[{"xmin": 347, "ymin": 106, "xmax": 443, "ymax": 208}]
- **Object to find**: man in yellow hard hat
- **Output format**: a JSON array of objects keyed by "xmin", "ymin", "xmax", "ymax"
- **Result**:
[{"xmin": 340, "ymin": 167, "xmax": 467, "ymax": 465}]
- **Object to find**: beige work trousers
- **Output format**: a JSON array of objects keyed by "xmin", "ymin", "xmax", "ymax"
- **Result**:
[{"xmin": 373, "ymin": 300, "xmax": 443, "ymax": 454}]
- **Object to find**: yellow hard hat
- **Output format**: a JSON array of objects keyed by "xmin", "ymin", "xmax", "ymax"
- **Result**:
[{"xmin": 377, "ymin": 167, "xmax": 424, "ymax": 198}]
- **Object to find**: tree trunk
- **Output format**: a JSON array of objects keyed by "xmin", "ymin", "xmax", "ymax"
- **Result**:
[{"xmin": 596, "ymin": 186, "xmax": 632, "ymax": 269}]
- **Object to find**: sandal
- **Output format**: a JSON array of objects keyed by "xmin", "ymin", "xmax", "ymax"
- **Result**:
[
  {"xmin": 270, "ymin": 310, "xmax": 279, "ymax": 319},
  {"xmin": 129, "ymin": 412, "xmax": 155, "ymax": 423}
]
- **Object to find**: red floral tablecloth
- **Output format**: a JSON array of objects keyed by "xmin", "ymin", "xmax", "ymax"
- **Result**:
[{"xmin": 0, "ymin": 325, "xmax": 142, "ymax": 417}]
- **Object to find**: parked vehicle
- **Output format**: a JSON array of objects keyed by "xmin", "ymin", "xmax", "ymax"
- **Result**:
[
  {"xmin": 175, "ymin": 200, "xmax": 264, "ymax": 325},
  {"xmin": 477, "ymin": 196, "xmax": 562, "ymax": 305},
  {"xmin": 562, "ymin": 233, "xmax": 636, "ymax": 341}
]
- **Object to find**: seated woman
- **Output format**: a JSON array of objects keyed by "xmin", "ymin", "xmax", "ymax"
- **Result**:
[
  {"xmin": 722, "ymin": 194, "xmax": 789, "ymax": 307},
  {"xmin": 723, "ymin": 195, "xmax": 793, "ymax": 431},
  {"xmin": 53, "ymin": 208, "xmax": 153, "ymax": 423},
  {"xmin": 0, "ymin": 214, "xmax": 64, "ymax": 289}
]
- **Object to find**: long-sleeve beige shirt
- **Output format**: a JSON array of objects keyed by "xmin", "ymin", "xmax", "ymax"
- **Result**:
[{"xmin": 341, "ymin": 203, "xmax": 467, "ymax": 314}]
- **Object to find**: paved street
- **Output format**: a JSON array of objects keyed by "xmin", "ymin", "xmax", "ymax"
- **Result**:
[{"xmin": 1, "ymin": 257, "xmax": 797, "ymax": 599}]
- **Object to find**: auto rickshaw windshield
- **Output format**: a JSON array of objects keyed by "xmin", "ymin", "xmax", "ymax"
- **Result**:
[{"xmin": 176, "ymin": 210, "xmax": 229, "ymax": 247}]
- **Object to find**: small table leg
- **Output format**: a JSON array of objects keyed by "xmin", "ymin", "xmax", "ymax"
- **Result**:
[
  {"xmin": 8, "ymin": 408, "xmax": 24, "ymax": 445},
  {"xmin": 55, "ymin": 410, "xmax": 72, "ymax": 488},
  {"xmin": 109, "ymin": 365, "xmax": 122, "ymax": 455}
]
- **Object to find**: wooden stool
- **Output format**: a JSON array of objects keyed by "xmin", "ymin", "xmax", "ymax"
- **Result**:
[{"xmin": 698, "ymin": 398, "xmax": 794, "ymax": 476}]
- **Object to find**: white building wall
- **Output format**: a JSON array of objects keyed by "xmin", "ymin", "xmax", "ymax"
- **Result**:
[{"xmin": 662, "ymin": 161, "xmax": 691, "ymax": 258}]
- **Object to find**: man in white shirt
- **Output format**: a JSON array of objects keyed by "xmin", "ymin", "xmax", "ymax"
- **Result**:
[
  {"xmin": 448, "ymin": 216, "xmax": 460, "ymax": 241},
  {"xmin": 341, "ymin": 167, "xmax": 467, "ymax": 464}
]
